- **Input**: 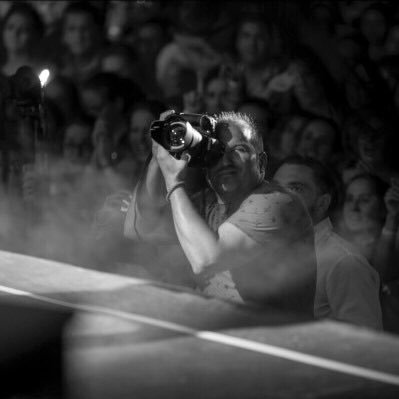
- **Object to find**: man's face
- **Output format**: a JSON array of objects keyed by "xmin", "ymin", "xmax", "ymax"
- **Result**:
[
  {"xmin": 206, "ymin": 121, "xmax": 262, "ymax": 196},
  {"xmin": 273, "ymin": 163, "xmax": 320, "ymax": 221}
]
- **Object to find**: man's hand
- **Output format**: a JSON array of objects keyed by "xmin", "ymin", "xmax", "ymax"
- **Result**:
[{"xmin": 152, "ymin": 139, "xmax": 189, "ymax": 191}]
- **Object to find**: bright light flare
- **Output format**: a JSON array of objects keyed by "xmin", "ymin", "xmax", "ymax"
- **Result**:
[{"xmin": 39, "ymin": 69, "xmax": 50, "ymax": 87}]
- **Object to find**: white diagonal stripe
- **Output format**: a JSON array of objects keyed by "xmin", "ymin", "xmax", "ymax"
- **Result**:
[{"xmin": 1, "ymin": 284, "xmax": 398, "ymax": 387}]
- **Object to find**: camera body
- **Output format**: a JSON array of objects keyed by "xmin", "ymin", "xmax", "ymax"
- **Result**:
[{"xmin": 150, "ymin": 112, "xmax": 225, "ymax": 167}]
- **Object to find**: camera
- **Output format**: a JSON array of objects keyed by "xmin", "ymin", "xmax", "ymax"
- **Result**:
[{"xmin": 150, "ymin": 112, "xmax": 225, "ymax": 167}]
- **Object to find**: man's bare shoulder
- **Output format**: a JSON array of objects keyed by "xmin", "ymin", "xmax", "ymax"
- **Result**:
[
  {"xmin": 239, "ymin": 181, "xmax": 308, "ymax": 217},
  {"xmin": 226, "ymin": 181, "xmax": 313, "ymax": 244}
]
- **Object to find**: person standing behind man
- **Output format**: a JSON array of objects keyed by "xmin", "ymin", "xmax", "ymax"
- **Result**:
[
  {"xmin": 273, "ymin": 155, "xmax": 382, "ymax": 330},
  {"xmin": 123, "ymin": 110, "xmax": 317, "ymax": 318}
]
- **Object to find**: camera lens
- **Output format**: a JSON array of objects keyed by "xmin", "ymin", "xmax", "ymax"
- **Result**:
[{"xmin": 166, "ymin": 122, "xmax": 187, "ymax": 152}]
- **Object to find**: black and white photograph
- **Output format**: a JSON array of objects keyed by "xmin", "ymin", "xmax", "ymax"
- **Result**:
[{"xmin": 0, "ymin": 1, "xmax": 399, "ymax": 398}]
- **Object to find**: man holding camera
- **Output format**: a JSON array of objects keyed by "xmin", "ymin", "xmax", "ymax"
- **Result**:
[{"xmin": 124, "ymin": 110, "xmax": 317, "ymax": 317}]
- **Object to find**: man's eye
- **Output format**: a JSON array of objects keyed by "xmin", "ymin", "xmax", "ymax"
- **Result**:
[{"xmin": 288, "ymin": 185, "xmax": 305, "ymax": 193}]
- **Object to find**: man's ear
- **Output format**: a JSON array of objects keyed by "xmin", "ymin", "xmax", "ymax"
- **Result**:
[{"xmin": 258, "ymin": 151, "xmax": 267, "ymax": 179}]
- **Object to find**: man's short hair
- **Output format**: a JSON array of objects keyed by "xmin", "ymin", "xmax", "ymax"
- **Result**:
[
  {"xmin": 214, "ymin": 111, "xmax": 264, "ymax": 153},
  {"xmin": 278, "ymin": 155, "xmax": 340, "ymax": 212}
]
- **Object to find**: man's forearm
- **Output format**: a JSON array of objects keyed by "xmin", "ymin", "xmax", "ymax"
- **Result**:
[{"xmin": 169, "ymin": 186, "xmax": 220, "ymax": 274}]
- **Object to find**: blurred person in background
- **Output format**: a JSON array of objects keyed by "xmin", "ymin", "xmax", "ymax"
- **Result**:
[
  {"xmin": 123, "ymin": 16, "xmax": 170, "ymax": 99},
  {"xmin": 355, "ymin": 2, "xmax": 390, "ymax": 62},
  {"xmin": 341, "ymin": 113, "xmax": 399, "ymax": 185},
  {"xmin": 20, "ymin": 115, "xmax": 93, "ymax": 265},
  {"xmin": 56, "ymin": 1, "xmax": 105, "ymax": 87},
  {"xmin": 307, "ymin": 0, "xmax": 342, "ymax": 37},
  {"xmin": 99, "ymin": 43, "xmax": 140, "ymax": 85},
  {"xmin": 45, "ymin": 75, "xmax": 82, "ymax": 128},
  {"xmin": 0, "ymin": 1, "xmax": 46, "ymax": 77},
  {"xmin": 268, "ymin": 113, "xmax": 309, "ymax": 177},
  {"xmin": 296, "ymin": 115, "xmax": 343, "ymax": 169},
  {"xmin": 115, "ymin": 99, "xmax": 166, "ymax": 185},
  {"xmin": 273, "ymin": 156, "xmax": 382, "ymax": 330},
  {"xmin": 337, "ymin": 173, "xmax": 389, "ymax": 263},
  {"xmin": 335, "ymin": 172, "xmax": 399, "ymax": 333},
  {"xmin": 201, "ymin": 66, "xmax": 230, "ymax": 115},
  {"xmin": 155, "ymin": 1, "xmax": 236, "ymax": 109},
  {"xmin": 384, "ymin": 24, "xmax": 399, "ymax": 56},
  {"xmin": 182, "ymin": 65, "xmax": 246, "ymax": 116},
  {"xmin": 29, "ymin": 0, "xmax": 68, "ymax": 57},
  {"xmin": 79, "ymin": 72, "xmax": 141, "ymax": 179},
  {"xmin": 234, "ymin": 13, "xmax": 284, "ymax": 100}
]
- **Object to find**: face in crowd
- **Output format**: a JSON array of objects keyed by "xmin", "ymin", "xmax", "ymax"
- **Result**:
[
  {"xmin": 359, "ymin": 7, "xmax": 387, "ymax": 45},
  {"xmin": 203, "ymin": 76, "xmax": 228, "ymax": 115},
  {"xmin": 297, "ymin": 119, "xmax": 336, "ymax": 164},
  {"xmin": 63, "ymin": 122, "xmax": 92, "ymax": 165},
  {"xmin": 206, "ymin": 119, "xmax": 264, "ymax": 198},
  {"xmin": 2, "ymin": 9, "xmax": 39, "ymax": 55},
  {"xmin": 273, "ymin": 162, "xmax": 327, "ymax": 224},
  {"xmin": 356, "ymin": 132, "xmax": 385, "ymax": 166},
  {"xmin": 80, "ymin": 87, "xmax": 108, "ymax": 120},
  {"xmin": 277, "ymin": 115, "xmax": 307, "ymax": 159},
  {"xmin": 62, "ymin": 11, "xmax": 98, "ymax": 57},
  {"xmin": 343, "ymin": 175, "xmax": 386, "ymax": 234},
  {"xmin": 236, "ymin": 20, "xmax": 269, "ymax": 67}
]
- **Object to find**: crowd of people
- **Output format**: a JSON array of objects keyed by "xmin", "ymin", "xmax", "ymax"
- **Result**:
[{"xmin": 0, "ymin": 1, "xmax": 399, "ymax": 332}]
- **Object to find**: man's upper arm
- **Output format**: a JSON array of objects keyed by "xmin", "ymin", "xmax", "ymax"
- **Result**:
[
  {"xmin": 225, "ymin": 190, "xmax": 311, "ymax": 244},
  {"xmin": 218, "ymin": 222, "xmax": 262, "ymax": 252}
]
